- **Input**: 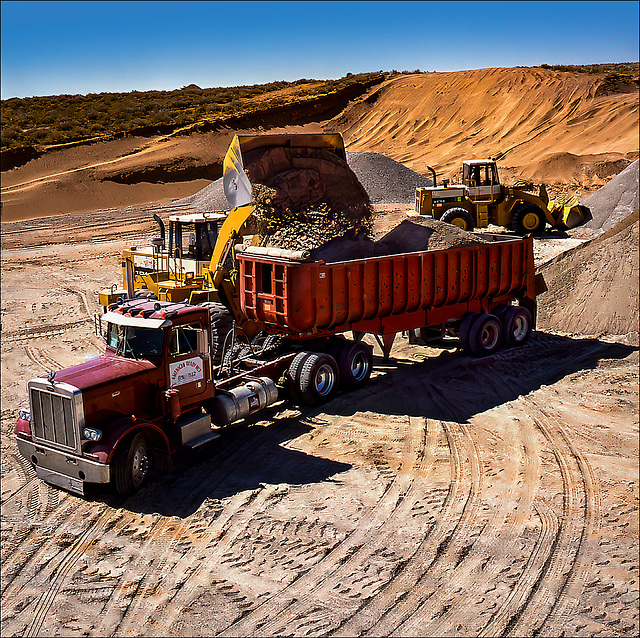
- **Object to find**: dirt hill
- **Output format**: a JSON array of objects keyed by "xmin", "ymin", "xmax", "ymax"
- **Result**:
[
  {"xmin": 1, "ymin": 66, "xmax": 638, "ymax": 222},
  {"xmin": 537, "ymin": 209, "xmax": 639, "ymax": 342}
]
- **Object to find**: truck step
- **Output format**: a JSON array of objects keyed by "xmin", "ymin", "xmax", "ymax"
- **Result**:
[
  {"xmin": 176, "ymin": 411, "xmax": 213, "ymax": 445},
  {"xmin": 184, "ymin": 431, "xmax": 222, "ymax": 449}
]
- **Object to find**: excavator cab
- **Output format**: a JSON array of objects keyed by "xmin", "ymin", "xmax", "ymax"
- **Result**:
[{"xmin": 462, "ymin": 160, "xmax": 501, "ymax": 202}]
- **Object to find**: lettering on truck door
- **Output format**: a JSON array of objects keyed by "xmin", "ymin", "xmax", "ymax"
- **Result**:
[{"xmin": 167, "ymin": 323, "xmax": 208, "ymax": 403}]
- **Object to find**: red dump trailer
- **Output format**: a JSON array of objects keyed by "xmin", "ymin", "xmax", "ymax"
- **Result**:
[
  {"xmin": 236, "ymin": 234, "xmax": 538, "ymax": 357},
  {"xmin": 15, "ymin": 233, "xmax": 541, "ymax": 496}
]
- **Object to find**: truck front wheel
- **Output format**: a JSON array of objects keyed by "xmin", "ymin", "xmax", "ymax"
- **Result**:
[
  {"xmin": 441, "ymin": 207, "xmax": 475, "ymax": 231},
  {"xmin": 511, "ymin": 203, "xmax": 545, "ymax": 236},
  {"xmin": 114, "ymin": 433, "xmax": 151, "ymax": 495}
]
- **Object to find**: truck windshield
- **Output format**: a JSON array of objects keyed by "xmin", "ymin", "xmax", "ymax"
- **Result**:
[{"xmin": 106, "ymin": 324, "xmax": 164, "ymax": 359}]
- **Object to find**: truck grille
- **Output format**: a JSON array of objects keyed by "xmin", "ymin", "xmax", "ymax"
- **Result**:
[{"xmin": 30, "ymin": 388, "xmax": 77, "ymax": 449}]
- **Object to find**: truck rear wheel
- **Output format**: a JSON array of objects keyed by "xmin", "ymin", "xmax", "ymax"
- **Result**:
[
  {"xmin": 501, "ymin": 306, "xmax": 533, "ymax": 347},
  {"xmin": 296, "ymin": 352, "xmax": 339, "ymax": 406},
  {"xmin": 441, "ymin": 207, "xmax": 475, "ymax": 231},
  {"xmin": 337, "ymin": 341, "xmax": 373, "ymax": 390},
  {"xmin": 114, "ymin": 433, "xmax": 151, "ymax": 495},
  {"xmin": 467, "ymin": 313, "xmax": 503, "ymax": 356},
  {"xmin": 511, "ymin": 203, "xmax": 545, "ymax": 236}
]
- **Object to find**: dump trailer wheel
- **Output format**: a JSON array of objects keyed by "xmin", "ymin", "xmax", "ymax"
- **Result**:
[
  {"xmin": 198, "ymin": 302, "xmax": 234, "ymax": 367},
  {"xmin": 511, "ymin": 203, "xmax": 545, "ymax": 236},
  {"xmin": 286, "ymin": 351, "xmax": 309, "ymax": 405},
  {"xmin": 468, "ymin": 314, "xmax": 503, "ymax": 357},
  {"xmin": 441, "ymin": 207, "xmax": 475, "ymax": 231},
  {"xmin": 458, "ymin": 312, "xmax": 482, "ymax": 352},
  {"xmin": 297, "ymin": 353, "xmax": 339, "ymax": 406},
  {"xmin": 337, "ymin": 341, "xmax": 373, "ymax": 390},
  {"xmin": 113, "ymin": 433, "xmax": 151, "ymax": 495},
  {"xmin": 501, "ymin": 306, "xmax": 533, "ymax": 347}
]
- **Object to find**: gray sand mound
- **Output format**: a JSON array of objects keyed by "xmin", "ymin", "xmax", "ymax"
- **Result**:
[
  {"xmin": 581, "ymin": 159, "xmax": 639, "ymax": 232},
  {"xmin": 537, "ymin": 210, "xmax": 639, "ymax": 341},
  {"xmin": 176, "ymin": 150, "xmax": 431, "ymax": 212}
]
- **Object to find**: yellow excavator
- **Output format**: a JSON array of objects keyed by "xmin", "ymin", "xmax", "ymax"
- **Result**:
[
  {"xmin": 98, "ymin": 133, "xmax": 351, "ymax": 337},
  {"xmin": 414, "ymin": 159, "xmax": 591, "ymax": 234}
]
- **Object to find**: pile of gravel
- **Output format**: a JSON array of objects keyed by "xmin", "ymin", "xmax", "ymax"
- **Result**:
[
  {"xmin": 176, "ymin": 150, "xmax": 432, "ymax": 212},
  {"xmin": 581, "ymin": 159, "xmax": 639, "ymax": 232},
  {"xmin": 311, "ymin": 217, "xmax": 490, "ymax": 263},
  {"xmin": 346, "ymin": 151, "xmax": 432, "ymax": 204}
]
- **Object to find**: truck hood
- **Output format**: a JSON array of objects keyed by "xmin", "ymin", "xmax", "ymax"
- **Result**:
[{"xmin": 42, "ymin": 355, "xmax": 157, "ymax": 392}]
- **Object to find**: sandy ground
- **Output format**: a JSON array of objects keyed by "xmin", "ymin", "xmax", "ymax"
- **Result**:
[{"xmin": 1, "ymin": 205, "xmax": 637, "ymax": 637}]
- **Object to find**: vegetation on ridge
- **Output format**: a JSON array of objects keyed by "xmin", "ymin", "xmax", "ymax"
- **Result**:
[{"xmin": 1, "ymin": 72, "xmax": 383, "ymax": 151}]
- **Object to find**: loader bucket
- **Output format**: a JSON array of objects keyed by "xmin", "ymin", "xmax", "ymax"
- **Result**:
[{"xmin": 548, "ymin": 195, "xmax": 592, "ymax": 230}]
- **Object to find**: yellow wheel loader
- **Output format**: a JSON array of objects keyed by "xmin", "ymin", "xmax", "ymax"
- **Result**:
[
  {"xmin": 98, "ymin": 133, "xmax": 354, "ymax": 339},
  {"xmin": 414, "ymin": 159, "xmax": 591, "ymax": 235}
]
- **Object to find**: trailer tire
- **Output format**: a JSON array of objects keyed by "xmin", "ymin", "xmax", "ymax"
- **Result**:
[
  {"xmin": 286, "ymin": 351, "xmax": 309, "ymax": 405},
  {"xmin": 337, "ymin": 341, "xmax": 373, "ymax": 390},
  {"xmin": 468, "ymin": 314, "xmax": 503, "ymax": 357},
  {"xmin": 297, "ymin": 353, "xmax": 339, "ymax": 406},
  {"xmin": 113, "ymin": 433, "xmax": 151, "ymax": 495},
  {"xmin": 199, "ymin": 302, "xmax": 234, "ymax": 367},
  {"xmin": 441, "ymin": 208, "xmax": 475, "ymax": 231},
  {"xmin": 511, "ymin": 203, "xmax": 545, "ymax": 236},
  {"xmin": 459, "ymin": 312, "xmax": 481, "ymax": 352},
  {"xmin": 501, "ymin": 306, "xmax": 533, "ymax": 347}
]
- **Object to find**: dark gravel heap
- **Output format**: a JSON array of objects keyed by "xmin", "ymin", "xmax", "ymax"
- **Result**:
[
  {"xmin": 311, "ymin": 217, "xmax": 490, "ymax": 263},
  {"xmin": 346, "ymin": 151, "xmax": 433, "ymax": 204},
  {"xmin": 581, "ymin": 159, "xmax": 639, "ymax": 232},
  {"xmin": 176, "ymin": 150, "xmax": 432, "ymax": 212}
]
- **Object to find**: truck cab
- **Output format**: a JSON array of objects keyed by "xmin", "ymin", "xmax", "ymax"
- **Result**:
[{"xmin": 15, "ymin": 300, "xmax": 220, "ymax": 496}]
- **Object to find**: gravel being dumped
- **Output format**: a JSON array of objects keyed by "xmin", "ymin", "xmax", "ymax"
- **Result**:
[{"xmin": 176, "ymin": 150, "xmax": 433, "ymax": 212}]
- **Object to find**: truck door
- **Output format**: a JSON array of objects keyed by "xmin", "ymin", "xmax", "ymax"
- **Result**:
[{"xmin": 166, "ymin": 323, "xmax": 210, "ymax": 404}]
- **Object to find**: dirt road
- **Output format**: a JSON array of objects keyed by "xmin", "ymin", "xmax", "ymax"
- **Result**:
[{"xmin": 1, "ymin": 211, "xmax": 638, "ymax": 637}]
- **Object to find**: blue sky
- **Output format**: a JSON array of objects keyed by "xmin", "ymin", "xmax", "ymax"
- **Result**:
[{"xmin": 1, "ymin": 1, "xmax": 638, "ymax": 99}]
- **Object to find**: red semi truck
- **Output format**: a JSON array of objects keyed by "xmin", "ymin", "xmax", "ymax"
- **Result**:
[{"xmin": 15, "ymin": 234, "xmax": 539, "ymax": 496}]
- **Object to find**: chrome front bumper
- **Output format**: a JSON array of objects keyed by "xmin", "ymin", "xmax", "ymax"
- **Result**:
[{"xmin": 16, "ymin": 436, "xmax": 111, "ymax": 495}]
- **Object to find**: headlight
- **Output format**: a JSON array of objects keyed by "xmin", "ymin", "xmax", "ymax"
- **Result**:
[
  {"xmin": 19, "ymin": 409, "xmax": 31, "ymax": 422},
  {"xmin": 83, "ymin": 428, "xmax": 103, "ymax": 442}
]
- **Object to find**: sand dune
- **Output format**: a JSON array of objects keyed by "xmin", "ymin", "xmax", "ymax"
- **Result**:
[{"xmin": 330, "ymin": 67, "xmax": 638, "ymax": 187}]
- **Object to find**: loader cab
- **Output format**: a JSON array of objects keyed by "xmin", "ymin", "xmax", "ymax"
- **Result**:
[
  {"xmin": 167, "ymin": 213, "xmax": 226, "ymax": 273},
  {"xmin": 463, "ymin": 160, "xmax": 501, "ymax": 202}
]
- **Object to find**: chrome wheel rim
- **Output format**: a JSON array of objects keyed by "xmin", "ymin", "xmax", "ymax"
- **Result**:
[
  {"xmin": 131, "ymin": 444, "xmax": 149, "ymax": 486},
  {"xmin": 350, "ymin": 352, "xmax": 370, "ymax": 382},
  {"xmin": 315, "ymin": 364, "xmax": 336, "ymax": 396}
]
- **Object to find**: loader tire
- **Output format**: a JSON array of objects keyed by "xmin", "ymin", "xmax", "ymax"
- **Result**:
[
  {"xmin": 441, "ymin": 207, "xmax": 475, "ymax": 231},
  {"xmin": 501, "ymin": 306, "xmax": 533, "ymax": 347},
  {"xmin": 511, "ymin": 203, "xmax": 545, "ymax": 236},
  {"xmin": 198, "ymin": 302, "xmax": 234, "ymax": 368},
  {"xmin": 468, "ymin": 313, "xmax": 502, "ymax": 356}
]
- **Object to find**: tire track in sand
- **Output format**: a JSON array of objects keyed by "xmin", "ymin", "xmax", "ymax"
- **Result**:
[{"xmin": 218, "ymin": 409, "xmax": 434, "ymax": 638}]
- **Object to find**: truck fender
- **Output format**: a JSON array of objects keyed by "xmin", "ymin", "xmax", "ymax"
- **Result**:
[{"xmin": 88, "ymin": 417, "xmax": 172, "ymax": 467}]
